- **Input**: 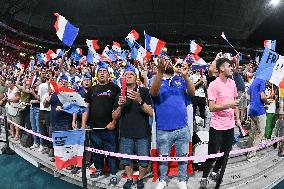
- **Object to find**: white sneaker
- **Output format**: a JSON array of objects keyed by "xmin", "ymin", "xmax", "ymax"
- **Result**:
[
  {"xmin": 177, "ymin": 181, "xmax": 188, "ymax": 189},
  {"xmin": 155, "ymin": 180, "xmax": 167, "ymax": 189},
  {"xmin": 38, "ymin": 145, "xmax": 45, "ymax": 152},
  {"xmin": 30, "ymin": 143, "xmax": 39, "ymax": 149}
]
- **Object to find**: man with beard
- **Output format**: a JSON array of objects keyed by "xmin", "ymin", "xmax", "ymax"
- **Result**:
[
  {"xmin": 150, "ymin": 56, "xmax": 195, "ymax": 189},
  {"xmin": 82, "ymin": 62, "xmax": 120, "ymax": 186}
]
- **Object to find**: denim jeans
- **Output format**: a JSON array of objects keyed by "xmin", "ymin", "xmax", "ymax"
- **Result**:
[
  {"xmin": 157, "ymin": 127, "xmax": 190, "ymax": 181},
  {"xmin": 30, "ymin": 107, "xmax": 40, "ymax": 144},
  {"xmin": 120, "ymin": 137, "xmax": 150, "ymax": 167},
  {"xmin": 90, "ymin": 129, "xmax": 117, "ymax": 175}
]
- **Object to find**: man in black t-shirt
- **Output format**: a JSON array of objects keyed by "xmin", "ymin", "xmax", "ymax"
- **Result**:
[
  {"xmin": 112, "ymin": 66, "xmax": 153, "ymax": 189},
  {"xmin": 82, "ymin": 62, "xmax": 120, "ymax": 186}
]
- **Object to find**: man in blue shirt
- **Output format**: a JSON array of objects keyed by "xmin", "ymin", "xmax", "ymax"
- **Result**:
[
  {"xmin": 150, "ymin": 56, "xmax": 195, "ymax": 189},
  {"xmin": 247, "ymin": 78, "xmax": 269, "ymax": 162}
]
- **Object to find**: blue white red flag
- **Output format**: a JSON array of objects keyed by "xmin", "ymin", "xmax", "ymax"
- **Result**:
[
  {"xmin": 54, "ymin": 13, "xmax": 79, "ymax": 46},
  {"xmin": 76, "ymin": 48, "xmax": 83, "ymax": 56},
  {"xmin": 191, "ymin": 54, "xmax": 208, "ymax": 71},
  {"xmin": 52, "ymin": 130, "xmax": 85, "ymax": 170},
  {"xmin": 130, "ymin": 41, "xmax": 151, "ymax": 62},
  {"xmin": 144, "ymin": 32, "xmax": 166, "ymax": 55},
  {"xmin": 56, "ymin": 49, "xmax": 65, "ymax": 58},
  {"xmin": 189, "ymin": 40, "xmax": 202, "ymax": 55},
  {"xmin": 255, "ymin": 48, "xmax": 284, "ymax": 86},
  {"xmin": 86, "ymin": 39, "xmax": 100, "ymax": 54},
  {"xmin": 264, "ymin": 40, "xmax": 276, "ymax": 51},
  {"xmin": 125, "ymin": 29, "xmax": 139, "ymax": 46},
  {"xmin": 29, "ymin": 75, "xmax": 38, "ymax": 88},
  {"xmin": 102, "ymin": 46, "xmax": 117, "ymax": 62},
  {"xmin": 112, "ymin": 41, "xmax": 122, "ymax": 53},
  {"xmin": 50, "ymin": 81, "xmax": 87, "ymax": 114}
]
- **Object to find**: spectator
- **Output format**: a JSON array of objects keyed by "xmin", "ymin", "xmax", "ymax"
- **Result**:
[
  {"xmin": 199, "ymin": 58, "xmax": 241, "ymax": 188},
  {"xmin": 82, "ymin": 62, "xmax": 120, "ymax": 186},
  {"xmin": 150, "ymin": 57, "xmax": 195, "ymax": 189},
  {"xmin": 112, "ymin": 66, "xmax": 153, "ymax": 189},
  {"xmin": 247, "ymin": 78, "xmax": 269, "ymax": 162}
]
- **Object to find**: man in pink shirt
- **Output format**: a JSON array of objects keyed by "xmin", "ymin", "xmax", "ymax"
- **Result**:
[{"xmin": 200, "ymin": 57, "xmax": 241, "ymax": 189}]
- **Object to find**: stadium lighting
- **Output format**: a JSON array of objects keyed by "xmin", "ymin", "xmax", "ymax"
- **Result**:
[{"xmin": 270, "ymin": 0, "xmax": 280, "ymax": 6}]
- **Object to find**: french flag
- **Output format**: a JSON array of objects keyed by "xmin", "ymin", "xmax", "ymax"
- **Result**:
[
  {"xmin": 54, "ymin": 13, "xmax": 79, "ymax": 47},
  {"xmin": 29, "ymin": 75, "xmax": 38, "ymax": 88},
  {"xmin": 112, "ymin": 41, "xmax": 122, "ymax": 52},
  {"xmin": 76, "ymin": 48, "xmax": 83, "ymax": 56},
  {"xmin": 131, "ymin": 41, "xmax": 151, "ymax": 62},
  {"xmin": 46, "ymin": 49, "xmax": 56, "ymax": 60},
  {"xmin": 189, "ymin": 40, "xmax": 202, "ymax": 55},
  {"xmin": 191, "ymin": 54, "xmax": 208, "ymax": 71},
  {"xmin": 86, "ymin": 39, "xmax": 100, "ymax": 54},
  {"xmin": 56, "ymin": 49, "xmax": 65, "ymax": 58},
  {"xmin": 125, "ymin": 29, "xmax": 139, "ymax": 45},
  {"xmin": 102, "ymin": 46, "xmax": 117, "ymax": 62},
  {"xmin": 52, "ymin": 130, "xmax": 85, "ymax": 170},
  {"xmin": 50, "ymin": 81, "xmax": 87, "ymax": 114},
  {"xmin": 144, "ymin": 32, "xmax": 166, "ymax": 55},
  {"xmin": 264, "ymin": 40, "xmax": 276, "ymax": 51}
]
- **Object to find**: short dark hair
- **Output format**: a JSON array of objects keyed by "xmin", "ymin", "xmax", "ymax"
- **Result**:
[{"xmin": 216, "ymin": 58, "xmax": 232, "ymax": 72}]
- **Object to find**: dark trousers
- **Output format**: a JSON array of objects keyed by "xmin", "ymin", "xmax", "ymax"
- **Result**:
[
  {"xmin": 90, "ymin": 129, "xmax": 117, "ymax": 175},
  {"xmin": 192, "ymin": 96, "xmax": 206, "ymax": 119},
  {"xmin": 19, "ymin": 106, "xmax": 31, "ymax": 129},
  {"xmin": 39, "ymin": 110, "xmax": 50, "ymax": 147},
  {"xmin": 202, "ymin": 127, "xmax": 234, "ymax": 178}
]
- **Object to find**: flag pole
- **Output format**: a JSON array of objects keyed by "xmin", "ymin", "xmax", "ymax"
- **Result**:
[{"xmin": 82, "ymin": 129, "xmax": 88, "ymax": 189}]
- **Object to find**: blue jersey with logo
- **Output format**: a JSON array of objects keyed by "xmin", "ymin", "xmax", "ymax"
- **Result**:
[{"xmin": 152, "ymin": 75, "xmax": 188, "ymax": 130}]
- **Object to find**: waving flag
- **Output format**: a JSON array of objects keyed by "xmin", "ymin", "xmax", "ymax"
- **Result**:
[
  {"xmin": 189, "ymin": 40, "xmax": 202, "ymax": 55},
  {"xmin": 46, "ymin": 49, "xmax": 56, "ymax": 60},
  {"xmin": 130, "ymin": 41, "xmax": 151, "ymax": 62},
  {"xmin": 264, "ymin": 40, "xmax": 276, "ymax": 51},
  {"xmin": 54, "ymin": 13, "xmax": 79, "ymax": 46},
  {"xmin": 144, "ymin": 32, "xmax": 166, "ymax": 55},
  {"xmin": 112, "ymin": 41, "xmax": 122, "ymax": 53},
  {"xmin": 87, "ymin": 50, "xmax": 93, "ymax": 64},
  {"xmin": 221, "ymin": 32, "xmax": 239, "ymax": 54},
  {"xmin": 29, "ymin": 75, "xmax": 38, "ymax": 88},
  {"xmin": 86, "ymin": 39, "xmax": 100, "ymax": 54},
  {"xmin": 256, "ymin": 48, "xmax": 284, "ymax": 86},
  {"xmin": 52, "ymin": 130, "xmax": 85, "ymax": 170},
  {"xmin": 102, "ymin": 46, "xmax": 117, "ymax": 62},
  {"xmin": 125, "ymin": 29, "xmax": 139, "ymax": 46},
  {"xmin": 56, "ymin": 49, "xmax": 65, "ymax": 58},
  {"xmin": 191, "ymin": 54, "xmax": 208, "ymax": 71},
  {"xmin": 50, "ymin": 81, "xmax": 87, "ymax": 114},
  {"xmin": 76, "ymin": 48, "xmax": 83, "ymax": 56}
]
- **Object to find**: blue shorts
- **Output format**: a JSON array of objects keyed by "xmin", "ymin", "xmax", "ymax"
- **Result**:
[{"xmin": 120, "ymin": 137, "xmax": 150, "ymax": 167}]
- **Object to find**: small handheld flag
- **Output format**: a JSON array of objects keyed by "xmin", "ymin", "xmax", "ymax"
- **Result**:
[
  {"xmin": 86, "ymin": 39, "xmax": 100, "ymax": 54},
  {"xmin": 221, "ymin": 32, "xmax": 239, "ymax": 54},
  {"xmin": 264, "ymin": 40, "xmax": 276, "ymax": 51},
  {"xmin": 121, "ymin": 77, "xmax": 127, "ymax": 99},
  {"xmin": 144, "ymin": 31, "xmax": 166, "ymax": 55},
  {"xmin": 54, "ymin": 13, "xmax": 79, "ymax": 46}
]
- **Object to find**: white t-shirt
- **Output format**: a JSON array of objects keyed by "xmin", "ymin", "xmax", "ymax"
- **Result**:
[
  {"xmin": 6, "ymin": 87, "xmax": 20, "ymax": 116},
  {"xmin": 190, "ymin": 74, "xmax": 206, "ymax": 97},
  {"xmin": 38, "ymin": 83, "xmax": 51, "ymax": 111}
]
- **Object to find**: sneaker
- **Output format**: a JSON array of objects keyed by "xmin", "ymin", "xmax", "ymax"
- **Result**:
[
  {"xmin": 278, "ymin": 152, "xmax": 284, "ymax": 159},
  {"xmin": 109, "ymin": 175, "xmax": 118, "ymax": 186},
  {"xmin": 199, "ymin": 178, "xmax": 208, "ymax": 189},
  {"xmin": 123, "ymin": 179, "xmax": 133, "ymax": 189},
  {"xmin": 209, "ymin": 172, "xmax": 220, "ymax": 182},
  {"xmin": 90, "ymin": 170, "xmax": 104, "ymax": 179},
  {"xmin": 177, "ymin": 181, "xmax": 188, "ymax": 189},
  {"xmin": 137, "ymin": 178, "xmax": 144, "ymax": 189},
  {"xmin": 30, "ymin": 143, "xmax": 39, "ymax": 149},
  {"xmin": 155, "ymin": 180, "xmax": 167, "ymax": 189},
  {"xmin": 38, "ymin": 145, "xmax": 45, "ymax": 152},
  {"xmin": 71, "ymin": 166, "xmax": 81, "ymax": 174},
  {"xmin": 247, "ymin": 155, "xmax": 258, "ymax": 162}
]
